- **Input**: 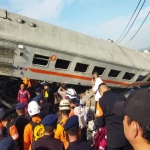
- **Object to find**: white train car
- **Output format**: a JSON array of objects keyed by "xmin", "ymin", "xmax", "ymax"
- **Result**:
[{"xmin": 0, "ymin": 8, "xmax": 150, "ymax": 88}]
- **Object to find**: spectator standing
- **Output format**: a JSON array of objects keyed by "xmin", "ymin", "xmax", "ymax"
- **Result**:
[
  {"xmin": 96, "ymin": 83, "xmax": 131, "ymax": 150},
  {"xmin": 114, "ymin": 88, "xmax": 150, "ymax": 150}
]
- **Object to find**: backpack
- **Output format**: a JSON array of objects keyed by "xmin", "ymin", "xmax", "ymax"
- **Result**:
[
  {"xmin": 30, "ymin": 121, "xmax": 45, "ymax": 141},
  {"xmin": 93, "ymin": 126, "xmax": 107, "ymax": 150}
]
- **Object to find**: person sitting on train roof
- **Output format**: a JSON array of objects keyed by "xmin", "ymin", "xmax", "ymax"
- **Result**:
[
  {"xmin": 92, "ymin": 71, "xmax": 103, "ymax": 102},
  {"xmin": 114, "ymin": 88, "xmax": 150, "ymax": 150},
  {"xmin": 55, "ymin": 99, "xmax": 70, "ymax": 149},
  {"xmin": 64, "ymin": 115, "xmax": 91, "ymax": 150},
  {"xmin": 43, "ymin": 82, "xmax": 55, "ymax": 107},
  {"xmin": 58, "ymin": 83, "xmax": 67, "ymax": 99},
  {"xmin": 23, "ymin": 101, "xmax": 41, "ymax": 150},
  {"xmin": 31, "ymin": 114, "xmax": 64, "ymax": 150},
  {"xmin": 11, "ymin": 103, "xmax": 30, "ymax": 150}
]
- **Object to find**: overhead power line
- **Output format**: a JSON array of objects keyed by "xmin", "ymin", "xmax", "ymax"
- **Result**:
[
  {"xmin": 126, "ymin": 11, "xmax": 150, "ymax": 45},
  {"xmin": 117, "ymin": 0, "xmax": 146, "ymax": 44},
  {"xmin": 115, "ymin": 0, "xmax": 142, "ymax": 43}
]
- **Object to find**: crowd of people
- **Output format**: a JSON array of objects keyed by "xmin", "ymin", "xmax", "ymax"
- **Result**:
[{"xmin": 0, "ymin": 72, "xmax": 150, "ymax": 150}]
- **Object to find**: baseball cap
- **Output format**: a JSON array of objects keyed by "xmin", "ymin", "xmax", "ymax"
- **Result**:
[
  {"xmin": 16, "ymin": 103, "xmax": 26, "ymax": 110},
  {"xmin": 42, "ymin": 114, "xmax": 58, "ymax": 126},
  {"xmin": 113, "ymin": 88, "xmax": 150, "ymax": 126},
  {"xmin": 43, "ymin": 82, "xmax": 49, "ymax": 86}
]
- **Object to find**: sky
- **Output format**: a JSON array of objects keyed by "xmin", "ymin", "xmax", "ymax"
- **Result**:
[{"xmin": 0, "ymin": 0, "xmax": 150, "ymax": 50}]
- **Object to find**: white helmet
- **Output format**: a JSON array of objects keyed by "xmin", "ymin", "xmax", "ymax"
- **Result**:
[
  {"xmin": 59, "ymin": 99, "xmax": 70, "ymax": 110},
  {"xmin": 28, "ymin": 101, "xmax": 40, "ymax": 116},
  {"xmin": 66, "ymin": 89, "xmax": 77, "ymax": 99}
]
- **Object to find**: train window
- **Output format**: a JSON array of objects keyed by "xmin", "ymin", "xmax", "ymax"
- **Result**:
[
  {"xmin": 147, "ymin": 78, "xmax": 150, "ymax": 81},
  {"xmin": 32, "ymin": 54, "xmax": 49, "ymax": 66},
  {"xmin": 74, "ymin": 63, "xmax": 88, "ymax": 73},
  {"xmin": 123, "ymin": 72, "xmax": 135, "ymax": 80},
  {"xmin": 136, "ymin": 75, "xmax": 146, "ymax": 81},
  {"xmin": 92, "ymin": 66, "xmax": 105, "ymax": 76},
  {"xmin": 55, "ymin": 59, "xmax": 71, "ymax": 69},
  {"xmin": 108, "ymin": 69, "xmax": 121, "ymax": 78}
]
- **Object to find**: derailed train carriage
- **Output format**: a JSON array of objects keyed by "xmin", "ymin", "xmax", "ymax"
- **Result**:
[{"xmin": 0, "ymin": 8, "xmax": 150, "ymax": 105}]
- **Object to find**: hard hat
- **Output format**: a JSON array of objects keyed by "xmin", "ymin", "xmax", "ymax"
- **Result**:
[
  {"xmin": 28, "ymin": 101, "xmax": 40, "ymax": 116},
  {"xmin": 59, "ymin": 99, "xmax": 70, "ymax": 110},
  {"xmin": 20, "ymin": 84, "xmax": 25, "ymax": 87},
  {"xmin": 66, "ymin": 89, "xmax": 77, "ymax": 99}
]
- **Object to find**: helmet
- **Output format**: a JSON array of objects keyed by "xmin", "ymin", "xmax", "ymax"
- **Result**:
[
  {"xmin": 28, "ymin": 101, "xmax": 40, "ymax": 116},
  {"xmin": 66, "ymin": 89, "xmax": 77, "ymax": 99},
  {"xmin": 20, "ymin": 84, "xmax": 25, "ymax": 87},
  {"xmin": 59, "ymin": 99, "xmax": 70, "ymax": 110}
]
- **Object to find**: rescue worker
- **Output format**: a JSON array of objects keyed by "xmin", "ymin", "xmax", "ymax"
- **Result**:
[
  {"xmin": 66, "ymin": 89, "xmax": 87, "ymax": 141},
  {"xmin": 11, "ymin": 103, "xmax": 30, "ymax": 150},
  {"xmin": 33, "ymin": 93, "xmax": 55, "ymax": 119},
  {"xmin": 31, "ymin": 114, "xmax": 64, "ymax": 150},
  {"xmin": 64, "ymin": 115, "xmax": 91, "ymax": 150},
  {"xmin": 18, "ymin": 84, "xmax": 30, "ymax": 104},
  {"xmin": 43, "ymin": 82, "xmax": 55, "ymax": 107},
  {"xmin": 55, "ymin": 99, "xmax": 71, "ymax": 149},
  {"xmin": 58, "ymin": 84, "xmax": 67, "ymax": 99},
  {"xmin": 114, "ymin": 88, "xmax": 150, "ymax": 150},
  {"xmin": 24, "ymin": 101, "xmax": 41, "ymax": 150},
  {"xmin": 97, "ymin": 83, "xmax": 131, "ymax": 150}
]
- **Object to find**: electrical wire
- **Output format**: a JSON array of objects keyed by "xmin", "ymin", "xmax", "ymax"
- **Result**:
[
  {"xmin": 115, "ymin": 0, "xmax": 142, "ymax": 43},
  {"xmin": 117, "ymin": 0, "xmax": 146, "ymax": 44},
  {"xmin": 125, "ymin": 11, "xmax": 150, "ymax": 45}
]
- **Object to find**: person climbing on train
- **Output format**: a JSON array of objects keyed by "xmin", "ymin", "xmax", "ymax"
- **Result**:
[
  {"xmin": 58, "ymin": 83, "xmax": 67, "ymax": 99},
  {"xmin": 55, "ymin": 99, "xmax": 71, "ymax": 149},
  {"xmin": 43, "ymin": 82, "xmax": 55, "ymax": 107},
  {"xmin": 24, "ymin": 101, "xmax": 41, "ymax": 150},
  {"xmin": 17, "ymin": 84, "xmax": 30, "ymax": 108}
]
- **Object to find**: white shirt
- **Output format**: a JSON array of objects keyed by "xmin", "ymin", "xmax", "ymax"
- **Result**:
[{"xmin": 93, "ymin": 77, "xmax": 103, "ymax": 101}]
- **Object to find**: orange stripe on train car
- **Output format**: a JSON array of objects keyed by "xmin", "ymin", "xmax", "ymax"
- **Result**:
[{"xmin": 28, "ymin": 68, "xmax": 149, "ymax": 87}]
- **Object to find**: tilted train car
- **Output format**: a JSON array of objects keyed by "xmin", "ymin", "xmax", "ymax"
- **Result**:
[{"xmin": 0, "ymin": 8, "xmax": 150, "ymax": 89}]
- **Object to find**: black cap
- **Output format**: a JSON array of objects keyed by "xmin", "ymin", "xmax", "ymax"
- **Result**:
[{"xmin": 113, "ymin": 88, "xmax": 150, "ymax": 126}]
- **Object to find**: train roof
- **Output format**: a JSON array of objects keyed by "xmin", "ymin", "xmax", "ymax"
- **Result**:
[{"xmin": 0, "ymin": 8, "xmax": 150, "ymax": 72}]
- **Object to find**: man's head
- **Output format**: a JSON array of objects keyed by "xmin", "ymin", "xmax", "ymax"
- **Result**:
[
  {"xmin": 61, "ymin": 84, "xmax": 67, "ymax": 91},
  {"xmin": 66, "ymin": 89, "xmax": 77, "ymax": 100},
  {"xmin": 59, "ymin": 99, "xmax": 71, "ymax": 116},
  {"xmin": 20, "ymin": 84, "xmax": 25, "ymax": 90},
  {"xmin": 43, "ymin": 82, "xmax": 49, "ymax": 90},
  {"xmin": 93, "ymin": 71, "xmax": 99, "ymax": 79},
  {"xmin": 114, "ymin": 88, "xmax": 150, "ymax": 147},
  {"xmin": 35, "ymin": 87, "xmax": 42, "ymax": 95},
  {"xmin": 99, "ymin": 83, "xmax": 109, "ymax": 96},
  {"xmin": 42, "ymin": 114, "xmax": 58, "ymax": 135},
  {"xmin": 16, "ymin": 103, "xmax": 26, "ymax": 115},
  {"xmin": 64, "ymin": 115, "xmax": 79, "ymax": 140}
]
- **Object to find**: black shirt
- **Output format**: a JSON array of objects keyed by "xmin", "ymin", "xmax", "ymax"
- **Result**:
[
  {"xmin": 0, "ymin": 123, "xmax": 10, "ymax": 142},
  {"xmin": 46, "ymin": 88, "xmax": 55, "ymax": 106},
  {"xmin": 96, "ymin": 90, "xmax": 129, "ymax": 148},
  {"xmin": 67, "ymin": 139, "xmax": 91, "ymax": 150},
  {"xmin": 31, "ymin": 135, "xmax": 64, "ymax": 150},
  {"xmin": 11, "ymin": 115, "xmax": 30, "ymax": 150}
]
